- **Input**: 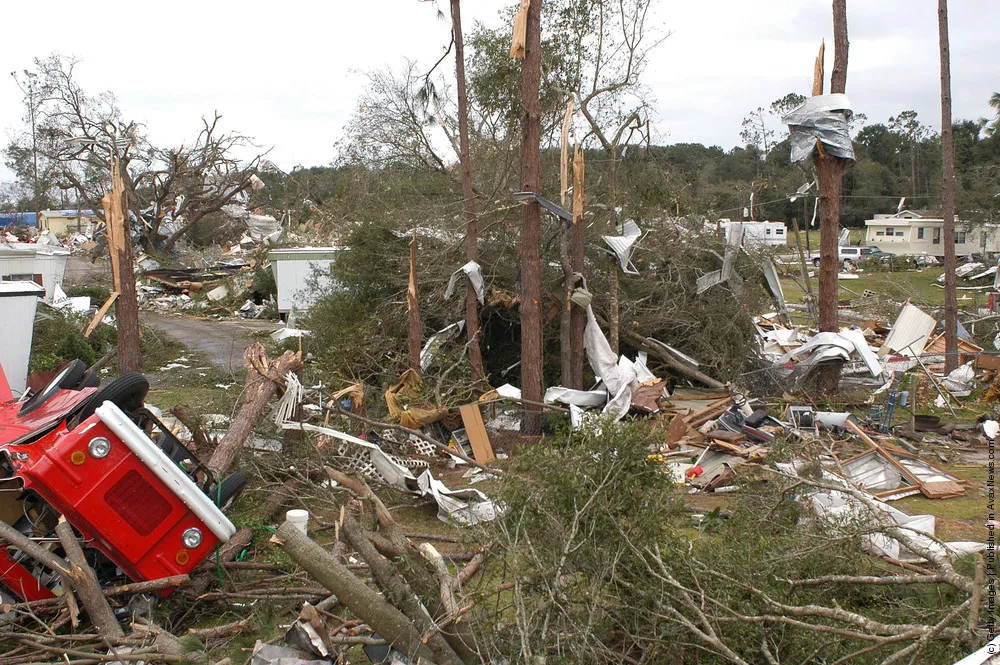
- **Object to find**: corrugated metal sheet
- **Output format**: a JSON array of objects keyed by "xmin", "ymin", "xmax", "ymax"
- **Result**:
[{"xmin": 879, "ymin": 303, "xmax": 937, "ymax": 358}]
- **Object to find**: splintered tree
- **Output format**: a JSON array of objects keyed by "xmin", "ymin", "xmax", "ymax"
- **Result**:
[
  {"xmin": 450, "ymin": 0, "xmax": 486, "ymax": 382},
  {"xmin": 939, "ymin": 0, "xmax": 958, "ymax": 372},
  {"xmin": 517, "ymin": 0, "xmax": 544, "ymax": 435},
  {"xmin": 6, "ymin": 55, "xmax": 264, "ymax": 253},
  {"xmin": 814, "ymin": 0, "xmax": 850, "ymax": 388}
]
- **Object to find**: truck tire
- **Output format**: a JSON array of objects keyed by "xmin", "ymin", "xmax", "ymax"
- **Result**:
[
  {"xmin": 18, "ymin": 360, "xmax": 89, "ymax": 416},
  {"xmin": 68, "ymin": 373, "xmax": 150, "ymax": 428},
  {"xmin": 210, "ymin": 472, "xmax": 247, "ymax": 508}
]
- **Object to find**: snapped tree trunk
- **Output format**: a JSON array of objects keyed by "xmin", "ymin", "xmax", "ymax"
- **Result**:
[
  {"xmin": 519, "ymin": 0, "xmax": 544, "ymax": 435},
  {"xmin": 607, "ymin": 152, "xmax": 621, "ymax": 354},
  {"xmin": 407, "ymin": 230, "xmax": 422, "ymax": 374},
  {"xmin": 813, "ymin": 0, "xmax": 850, "ymax": 392},
  {"xmin": 451, "ymin": 0, "xmax": 486, "ymax": 383},
  {"xmin": 570, "ymin": 145, "xmax": 587, "ymax": 389},
  {"xmin": 55, "ymin": 519, "xmax": 124, "ymax": 639},
  {"xmin": 939, "ymin": 0, "xmax": 958, "ymax": 372},
  {"xmin": 207, "ymin": 344, "xmax": 302, "ymax": 475},
  {"xmin": 104, "ymin": 157, "xmax": 142, "ymax": 375}
]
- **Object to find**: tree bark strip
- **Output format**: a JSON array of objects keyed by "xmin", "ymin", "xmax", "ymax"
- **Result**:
[
  {"xmin": 519, "ymin": 0, "xmax": 544, "ymax": 435},
  {"xmin": 939, "ymin": 0, "xmax": 958, "ymax": 372}
]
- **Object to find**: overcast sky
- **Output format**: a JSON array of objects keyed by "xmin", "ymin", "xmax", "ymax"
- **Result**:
[{"xmin": 2, "ymin": 1, "xmax": 998, "ymax": 181}]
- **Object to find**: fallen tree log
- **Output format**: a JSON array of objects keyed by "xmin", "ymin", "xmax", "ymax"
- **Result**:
[
  {"xmin": 273, "ymin": 520, "xmax": 442, "ymax": 664},
  {"xmin": 55, "ymin": 519, "xmax": 124, "ymax": 639}
]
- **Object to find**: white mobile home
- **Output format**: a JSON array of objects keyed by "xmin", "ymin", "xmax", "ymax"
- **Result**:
[
  {"xmin": 864, "ymin": 210, "xmax": 999, "ymax": 258},
  {"xmin": 0, "ymin": 281, "xmax": 44, "ymax": 395},
  {"xmin": 268, "ymin": 247, "xmax": 344, "ymax": 317},
  {"xmin": 0, "ymin": 243, "xmax": 70, "ymax": 302},
  {"xmin": 718, "ymin": 220, "xmax": 788, "ymax": 247}
]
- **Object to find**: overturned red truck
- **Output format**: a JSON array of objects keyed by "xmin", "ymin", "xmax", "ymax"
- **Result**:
[{"xmin": 0, "ymin": 360, "xmax": 240, "ymax": 602}]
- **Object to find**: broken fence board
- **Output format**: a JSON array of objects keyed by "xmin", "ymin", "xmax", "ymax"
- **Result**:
[
  {"xmin": 82, "ymin": 291, "xmax": 119, "ymax": 339},
  {"xmin": 458, "ymin": 403, "xmax": 495, "ymax": 464}
]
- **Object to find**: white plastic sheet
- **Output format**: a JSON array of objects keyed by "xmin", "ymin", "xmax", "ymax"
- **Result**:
[
  {"xmin": 444, "ymin": 260, "xmax": 485, "ymax": 304},
  {"xmin": 601, "ymin": 220, "xmax": 642, "ymax": 275}
]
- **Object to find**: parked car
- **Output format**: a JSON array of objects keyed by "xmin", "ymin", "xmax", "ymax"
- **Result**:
[
  {"xmin": 812, "ymin": 246, "xmax": 889, "ymax": 268},
  {"xmin": 0, "ymin": 360, "xmax": 241, "ymax": 602}
]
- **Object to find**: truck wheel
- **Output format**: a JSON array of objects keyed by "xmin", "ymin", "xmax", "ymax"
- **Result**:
[
  {"xmin": 210, "ymin": 472, "xmax": 247, "ymax": 508},
  {"xmin": 18, "ymin": 360, "xmax": 89, "ymax": 416},
  {"xmin": 67, "ymin": 373, "xmax": 150, "ymax": 428}
]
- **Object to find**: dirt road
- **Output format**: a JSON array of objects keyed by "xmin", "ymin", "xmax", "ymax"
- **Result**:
[{"xmin": 141, "ymin": 312, "xmax": 278, "ymax": 375}]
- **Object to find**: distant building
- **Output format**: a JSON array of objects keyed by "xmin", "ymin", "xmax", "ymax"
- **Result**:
[
  {"xmin": 864, "ymin": 210, "xmax": 1000, "ymax": 257},
  {"xmin": 0, "ymin": 212, "xmax": 37, "ymax": 228},
  {"xmin": 718, "ymin": 220, "xmax": 788, "ymax": 247},
  {"xmin": 38, "ymin": 209, "xmax": 98, "ymax": 235}
]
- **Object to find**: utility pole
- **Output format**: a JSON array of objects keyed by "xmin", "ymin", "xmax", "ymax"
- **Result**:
[
  {"xmin": 517, "ymin": 0, "xmax": 544, "ymax": 435},
  {"xmin": 449, "ymin": 0, "xmax": 485, "ymax": 382},
  {"xmin": 938, "ymin": 0, "xmax": 958, "ymax": 372}
]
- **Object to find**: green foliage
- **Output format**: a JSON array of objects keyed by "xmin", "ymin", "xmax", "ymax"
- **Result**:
[
  {"xmin": 29, "ymin": 309, "xmax": 106, "ymax": 372},
  {"xmin": 474, "ymin": 421, "xmax": 684, "ymax": 663},
  {"xmin": 473, "ymin": 428, "xmax": 976, "ymax": 663}
]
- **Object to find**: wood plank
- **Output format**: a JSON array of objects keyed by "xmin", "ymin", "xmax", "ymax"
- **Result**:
[
  {"xmin": 82, "ymin": 291, "xmax": 119, "ymax": 339},
  {"xmin": 919, "ymin": 480, "xmax": 965, "ymax": 499},
  {"xmin": 459, "ymin": 403, "xmax": 495, "ymax": 464}
]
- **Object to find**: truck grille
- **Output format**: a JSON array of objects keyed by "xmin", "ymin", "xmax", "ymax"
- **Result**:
[{"xmin": 104, "ymin": 470, "xmax": 172, "ymax": 535}]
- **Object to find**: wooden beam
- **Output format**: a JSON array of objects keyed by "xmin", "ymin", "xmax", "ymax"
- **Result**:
[{"xmin": 82, "ymin": 290, "xmax": 119, "ymax": 338}]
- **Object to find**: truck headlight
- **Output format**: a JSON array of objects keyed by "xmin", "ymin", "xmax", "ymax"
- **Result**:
[
  {"xmin": 181, "ymin": 528, "xmax": 203, "ymax": 549},
  {"xmin": 88, "ymin": 437, "xmax": 111, "ymax": 459}
]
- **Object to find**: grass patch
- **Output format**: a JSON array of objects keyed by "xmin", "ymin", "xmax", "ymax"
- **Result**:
[
  {"xmin": 892, "ymin": 466, "xmax": 989, "ymax": 541},
  {"xmin": 780, "ymin": 267, "xmax": 950, "ymax": 310}
]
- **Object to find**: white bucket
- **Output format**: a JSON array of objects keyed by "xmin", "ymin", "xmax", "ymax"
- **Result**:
[{"xmin": 286, "ymin": 509, "xmax": 309, "ymax": 534}]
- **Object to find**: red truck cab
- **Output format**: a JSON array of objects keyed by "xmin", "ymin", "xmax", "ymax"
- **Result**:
[{"xmin": 0, "ymin": 362, "xmax": 236, "ymax": 602}]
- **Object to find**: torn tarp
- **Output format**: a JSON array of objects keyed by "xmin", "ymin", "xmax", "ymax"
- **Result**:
[
  {"xmin": 783, "ymin": 93, "xmax": 856, "ymax": 164},
  {"xmin": 584, "ymin": 306, "xmax": 635, "ymax": 397},
  {"xmin": 444, "ymin": 261, "xmax": 485, "ymax": 304},
  {"xmin": 602, "ymin": 220, "xmax": 642, "ymax": 274}
]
